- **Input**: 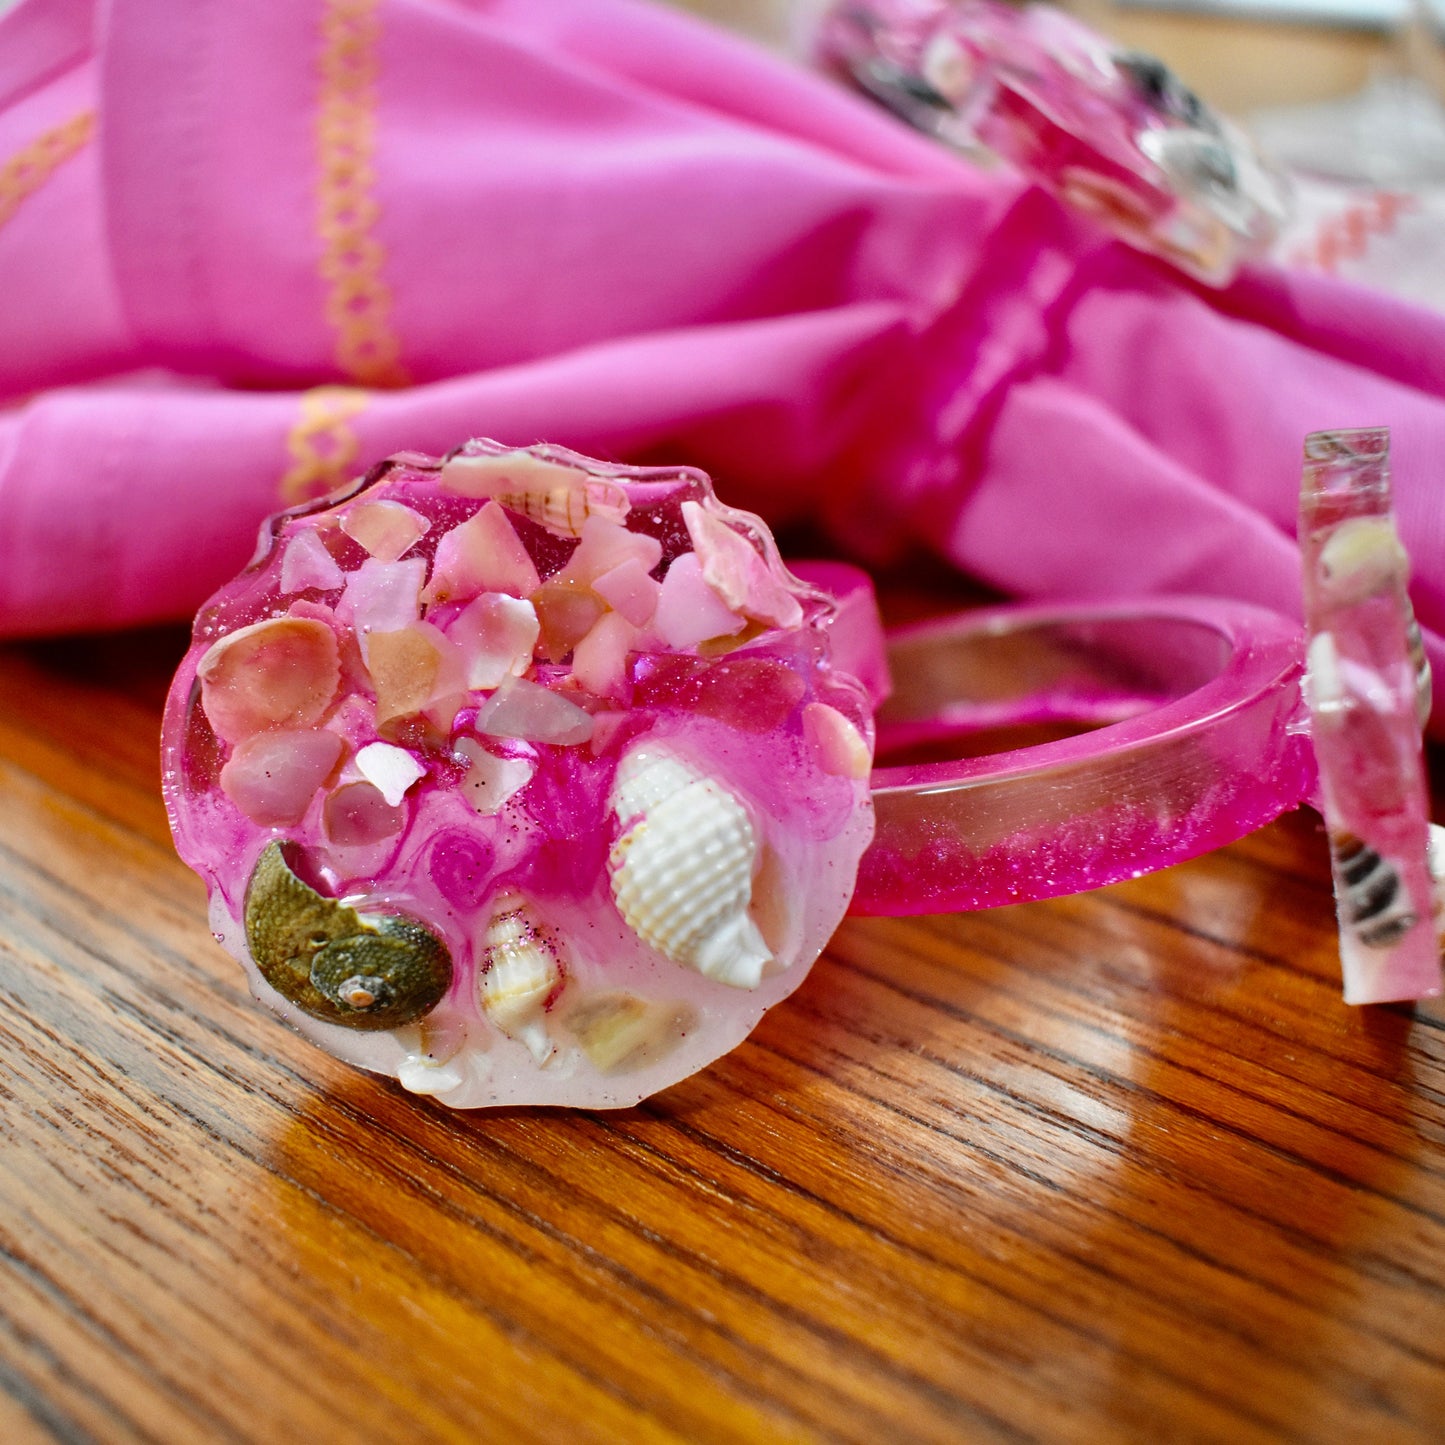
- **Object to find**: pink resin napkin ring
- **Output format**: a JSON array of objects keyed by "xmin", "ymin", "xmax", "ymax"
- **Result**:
[
  {"xmin": 862, "ymin": 427, "xmax": 1440, "ymax": 1009},
  {"xmin": 161, "ymin": 432, "xmax": 1433, "ymax": 1110},
  {"xmin": 859, "ymin": 595, "xmax": 1314, "ymax": 914},
  {"xmin": 806, "ymin": 0, "xmax": 1289, "ymax": 283}
]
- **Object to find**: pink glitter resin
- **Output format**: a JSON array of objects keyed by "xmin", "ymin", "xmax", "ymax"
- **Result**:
[
  {"xmin": 1299, "ymin": 429, "xmax": 1442, "ymax": 1005},
  {"xmin": 162, "ymin": 442, "xmax": 876, "ymax": 1107},
  {"xmin": 854, "ymin": 598, "xmax": 1314, "ymax": 915},
  {"xmin": 809, "ymin": 0, "xmax": 1288, "ymax": 283}
]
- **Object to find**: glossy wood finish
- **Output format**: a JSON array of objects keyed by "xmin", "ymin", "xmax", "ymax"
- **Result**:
[{"xmin": 4, "ymin": 606, "xmax": 1445, "ymax": 1443}]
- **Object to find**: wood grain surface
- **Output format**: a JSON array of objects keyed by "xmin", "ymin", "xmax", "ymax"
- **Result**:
[
  {"xmin": 7, "ymin": 3, "xmax": 1445, "ymax": 1442},
  {"xmin": 4, "ymin": 604, "xmax": 1445, "ymax": 1444}
]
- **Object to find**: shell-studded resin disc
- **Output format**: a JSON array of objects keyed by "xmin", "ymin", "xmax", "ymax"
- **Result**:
[{"xmin": 162, "ymin": 441, "xmax": 876, "ymax": 1107}]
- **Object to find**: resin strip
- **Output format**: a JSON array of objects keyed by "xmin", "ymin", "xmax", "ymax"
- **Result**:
[{"xmin": 1299, "ymin": 428, "xmax": 1441, "ymax": 1004}]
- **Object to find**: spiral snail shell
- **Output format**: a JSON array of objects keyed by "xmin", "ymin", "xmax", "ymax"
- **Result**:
[
  {"xmin": 244, "ymin": 841, "xmax": 452, "ymax": 1031},
  {"xmin": 440, "ymin": 449, "xmax": 630, "ymax": 537}
]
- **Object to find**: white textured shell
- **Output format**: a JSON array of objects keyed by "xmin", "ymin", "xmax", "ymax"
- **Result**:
[
  {"xmin": 608, "ymin": 747, "xmax": 773, "ymax": 989},
  {"xmin": 479, "ymin": 890, "xmax": 561, "ymax": 1062}
]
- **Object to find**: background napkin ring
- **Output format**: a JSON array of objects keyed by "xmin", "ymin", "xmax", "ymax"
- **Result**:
[{"xmin": 804, "ymin": 0, "xmax": 1290, "ymax": 284}]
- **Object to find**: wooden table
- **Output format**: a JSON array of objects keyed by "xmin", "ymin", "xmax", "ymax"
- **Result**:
[
  {"xmin": 7, "ymin": 4, "xmax": 1445, "ymax": 1443},
  {"xmin": 7, "ymin": 597, "xmax": 1445, "ymax": 1444}
]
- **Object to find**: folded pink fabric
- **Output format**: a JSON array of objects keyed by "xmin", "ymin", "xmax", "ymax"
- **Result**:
[{"xmin": 5, "ymin": 0, "xmax": 1445, "ymax": 724}]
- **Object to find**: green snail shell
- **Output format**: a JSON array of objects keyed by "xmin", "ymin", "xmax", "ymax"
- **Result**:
[{"xmin": 243, "ymin": 841, "xmax": 451, "ymax": 1031}]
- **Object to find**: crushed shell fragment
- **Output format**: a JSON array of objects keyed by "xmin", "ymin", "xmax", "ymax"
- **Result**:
[
  {"xmin": 479, "ymin": 890, "xmax": 562, "ymax": 1062},
  {"xmin": 244, "ymin": 841, "xmax": 452, "ymax": 1030},
  {"xmin": 397, "ymin": 1055, "xmax": 466, "ymax": 1095},
  {"xmin": 395, "ymin": 1018, "xmax": 469, "ymax": 1095},
  {"xmin": 565, "ymin": 992, "xmax": 697, "ymax": 1074},
  {"xmin": 198, "ymin": 615, "xmax": 341, "ymax": 743},
  {"xmin": 608, "ymin": 749, "xmax": 773, "ymax": 989}
]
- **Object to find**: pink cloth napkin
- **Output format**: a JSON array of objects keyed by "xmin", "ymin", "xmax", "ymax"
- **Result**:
[{"xmin": 5, "ymin": 0, "xmax": 1445, "ymax": 724}]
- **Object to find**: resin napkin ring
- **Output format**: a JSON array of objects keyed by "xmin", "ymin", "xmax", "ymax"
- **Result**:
[
  {"xmin": 163, "ymin": 431, "xmax": 1435, "ymax": 1110},
  {"xmin": 164, "ymin": 443, "xmax": 876, "ymax": 1108},
  {"xmin": 856, "ymin": 428, "xmax": 1438, "ymax": 1007},
  {"xmin": 805, "ymin": 0, "xmax": 1290, "ymax": 284}
]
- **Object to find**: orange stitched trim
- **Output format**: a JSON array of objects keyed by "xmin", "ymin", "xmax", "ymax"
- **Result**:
[
  {"xmin": 1289, "ymin": 191, "xmax": 1418, "ymax": 275},
  {"xmin": 316, "ymin": 0, "xmax": 408, "ymax": 388},
  {"xmin": 0, "ymin": 110, "xmax": 95, "ymax": 233},
  {"xmin": 279, "ymin": 385, "xmax": 371, "ymax": 507}
]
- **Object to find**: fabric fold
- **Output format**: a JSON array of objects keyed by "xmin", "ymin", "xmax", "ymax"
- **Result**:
[{"xmin": 4, "ymin": 0, "xmax": 1445, "ymax": 731}]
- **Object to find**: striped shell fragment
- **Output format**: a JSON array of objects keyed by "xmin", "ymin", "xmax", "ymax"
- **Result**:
[
  {"xmin": 1329, "ymin": 834, "xmax": 1418, "ymax": 950},
  {"xmin": 441, "ymin": 448, "xmax": 631, "ymax": 537}
]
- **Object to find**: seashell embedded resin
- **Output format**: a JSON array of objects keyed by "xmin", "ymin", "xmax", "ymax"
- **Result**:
[
  {"xmin": 1329, "ymin": 833, "xmax": 1418, "ymax": 950},
  {"xmin": 244, "ymin": 840, "xmax": 452, "ymax": 1031},
  {"xmin": 609, "ymin": 748, "xmax": 772, "ymax": 990},
  {"xmin": 478, "ymin": 890, "xmax": 563, "ymax": 1063},
  {"xmin": 162, "ymin": 439, "xmax": 876, "ymax": 1107}
]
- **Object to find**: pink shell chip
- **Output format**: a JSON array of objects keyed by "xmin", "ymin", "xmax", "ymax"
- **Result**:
[{"xmin": 162, "ymin": 441, "xmax": 876, "ymax": 1107}]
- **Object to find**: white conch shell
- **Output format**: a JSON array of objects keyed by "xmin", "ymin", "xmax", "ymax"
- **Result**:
[
  {"xmin": 479, "ymin": 890, "xmax": 561, "ymax": 1062},
  {"xmin": 608, "ymin": 748, "xmax": 773, "ymax": 989}
]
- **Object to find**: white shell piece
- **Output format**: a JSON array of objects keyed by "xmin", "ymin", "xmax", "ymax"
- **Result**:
[
  {"xmin": 280, "ymin": 529, "xmax": 345, "ymax": 593},
  {"xmin": 1305, "ymin": 631, "xmax": 1344, "ymax": 714},
  {"xmin": 608, "ymin": 748, "xmax": 773, "ymax": 989},
  {"xmin": 355, "ymin": 741, "xmax": 426, "ymax": 807},
  {"xmin": 397, "ymin": 1054, "xmax": 467, "ymax": 1095},
  {"xmin": 1426, "ymin": 823, "xmax": 1445, "ymax": 941},
  {"xmin": 474, "ymin": 676, "xmax": 594, "ymax": 746},
  {"xmin": 1317, "ymin": 516, "xmax": 1410, "ymax": 600},
  {"xmin": 455, "ymin": 738, "xmax": 535, "ymax": 815},
  {"xmin": 340, "ymin": 500, "xmax": 429, "ymax": 562},
  {"xmin": 393, "ymin": 1017, "xmax": 468, "ymax": 1096},
  {"xmin": 479, "ymin": 890, "xmax": 561, "ymax": 1062},
  {"xmin": 1429, "ymin": 822, "xmax": 1445, "ymax": 886}
]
